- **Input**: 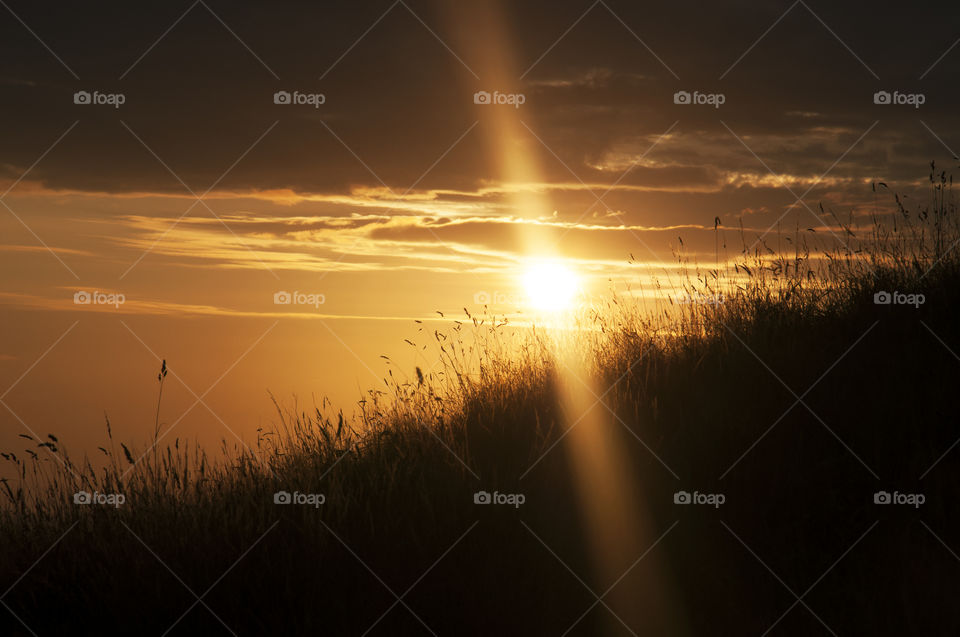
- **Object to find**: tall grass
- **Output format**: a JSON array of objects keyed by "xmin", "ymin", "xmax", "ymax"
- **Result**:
[
  {"xmin": 1, "ymin": 167, "xmax": 958, "ymax": 634},
  {"xmin": 2, "ymin": 167, "xmax": 957, "ymax": 521}
]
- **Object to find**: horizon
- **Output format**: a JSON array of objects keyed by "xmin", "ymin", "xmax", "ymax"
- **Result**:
[
  {"xmin": 3, "ymin": 1, "xmax": 957, "ymax": 457},
  {"xmin": 2, "ymin": 2, "xmax": 960, "ymax": 635}
]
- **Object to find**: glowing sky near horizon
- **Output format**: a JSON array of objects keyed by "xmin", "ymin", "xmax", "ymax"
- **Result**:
[{"xmin": 0, "ymin": 0, "xmax": 957, "ymax": 457}]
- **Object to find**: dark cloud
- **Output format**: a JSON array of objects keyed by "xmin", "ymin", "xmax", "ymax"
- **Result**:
[{"xmin": 0, "ymin": 0, "xmax": 956, "ymax": 214}]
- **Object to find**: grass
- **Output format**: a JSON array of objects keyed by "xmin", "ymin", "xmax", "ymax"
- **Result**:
[{"xmin": 2, "ymin": 167, "xmax": 959, "ymax": 635}]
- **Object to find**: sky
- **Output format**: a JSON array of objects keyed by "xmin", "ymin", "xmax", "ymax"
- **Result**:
[{"xmin": 1, "ymin": 0, "xmax": 958, "ymax": 457}]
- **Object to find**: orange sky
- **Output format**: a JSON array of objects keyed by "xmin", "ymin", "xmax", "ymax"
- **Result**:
[{"xmin": 1, "ymin": 0, "xmax": 957, "ymax": 458}]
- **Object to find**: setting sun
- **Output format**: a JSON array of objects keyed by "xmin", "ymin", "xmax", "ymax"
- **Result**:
[
  {"xmin": 523, "ymin": 261, "xmax": 579, "ymax": 311},
  {"xmin": 0, "ymin": 2, "xmax": 953, "ymax": 634}
]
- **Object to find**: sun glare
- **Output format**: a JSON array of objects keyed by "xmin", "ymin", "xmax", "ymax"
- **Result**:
[{"xmin": 523, "ymin": 262, "xmax": 579, "ymax": 311}]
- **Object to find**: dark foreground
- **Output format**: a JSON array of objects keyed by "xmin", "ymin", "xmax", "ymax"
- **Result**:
[{"xmin": 2, "ymin": 255, "xmax": 960, "ymax": 635}]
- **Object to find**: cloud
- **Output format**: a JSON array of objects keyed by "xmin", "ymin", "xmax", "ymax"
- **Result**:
[
  {"xmin": 105, "ymin": 202, "xmax": 852, "ymax": 278},
  {"xmin": 0, "ymin": 244, "xmax": 95, "ymax": 257},
  {"xmin": 0, "ymin": 1, "xmax": 955, "ymax": 200},
  {"xmin": 0, "ymin": 290, "xmax": 447, "ymax": 322}
]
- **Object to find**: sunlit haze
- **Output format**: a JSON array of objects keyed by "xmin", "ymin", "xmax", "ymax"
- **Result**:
[{"xmin": 1, "ymin": 2, "xmax": 958, "ymax": 633}]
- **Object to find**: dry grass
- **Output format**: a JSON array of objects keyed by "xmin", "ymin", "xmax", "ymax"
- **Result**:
[{"xmin": 1, "ymin": 167, "xmax": 958, "ymax": 634}]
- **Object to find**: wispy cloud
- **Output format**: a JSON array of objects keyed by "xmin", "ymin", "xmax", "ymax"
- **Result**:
[{"xmin": 0, "ymin": 291, "xmax": 449, "ymax": 322}]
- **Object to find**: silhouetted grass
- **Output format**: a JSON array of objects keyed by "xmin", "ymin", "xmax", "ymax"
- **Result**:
[{"xmin": 1, "ymin": 168, "xmax": 959, "ymax": 635}]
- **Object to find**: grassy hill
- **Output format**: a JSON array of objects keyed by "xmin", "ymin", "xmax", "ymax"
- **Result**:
[{"xmin": 2, "ymin": 172, "xmax": 959, "ymax": 635}]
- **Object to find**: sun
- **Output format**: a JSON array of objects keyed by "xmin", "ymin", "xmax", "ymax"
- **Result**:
[{"xmin": 523, "ymin": 262, "xmax": 579, "ymax": 311}]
